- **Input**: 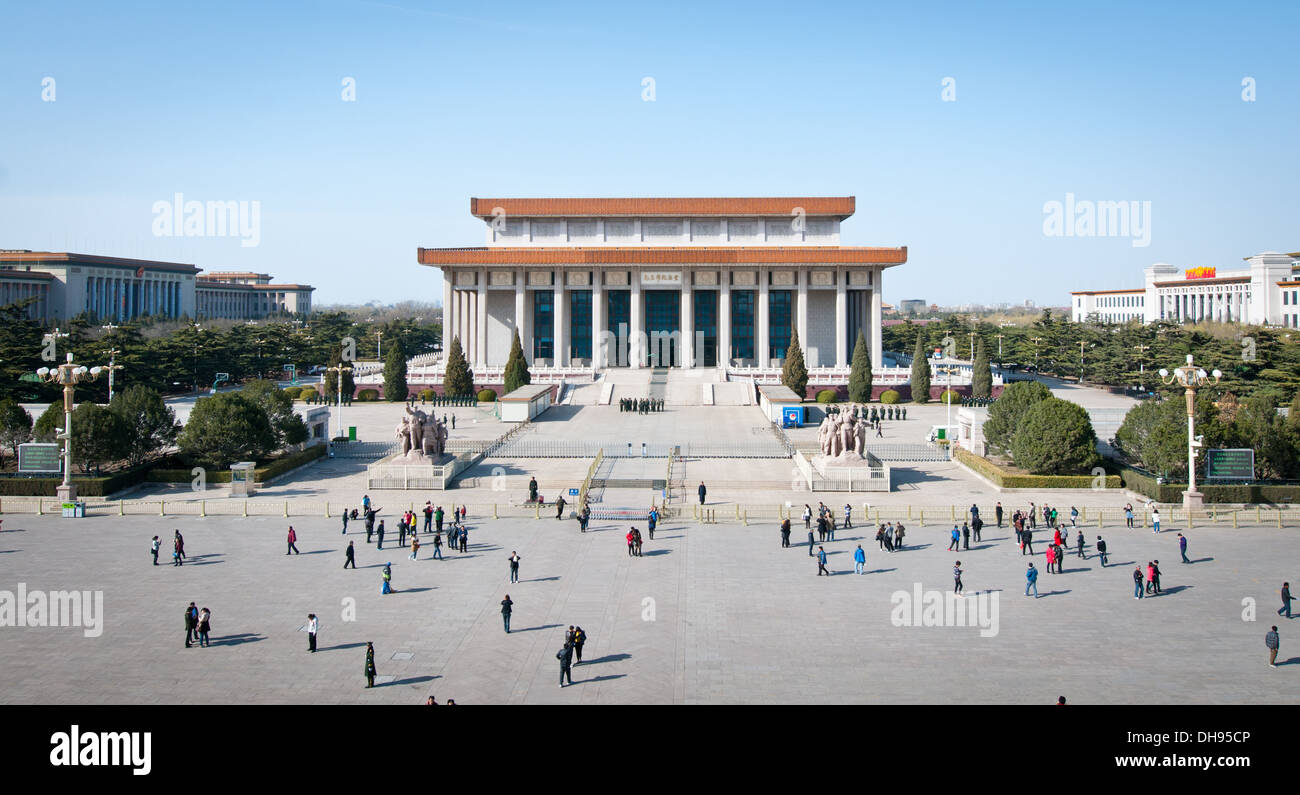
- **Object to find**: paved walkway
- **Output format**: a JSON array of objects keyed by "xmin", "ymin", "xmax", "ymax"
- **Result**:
[{"xmin": 0, "ymin": 508, "xmax": 1294, "ymax": 704}]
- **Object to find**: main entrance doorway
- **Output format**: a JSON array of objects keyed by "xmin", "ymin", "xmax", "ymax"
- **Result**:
[{"xmin": 644, "ymin": 290, "xmax": 679, "ymax": 367}]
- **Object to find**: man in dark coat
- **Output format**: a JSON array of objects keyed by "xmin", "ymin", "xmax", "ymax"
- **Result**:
[{"xmin": 558, "ymin": 641, "xmax": 574, "ymax": 687}]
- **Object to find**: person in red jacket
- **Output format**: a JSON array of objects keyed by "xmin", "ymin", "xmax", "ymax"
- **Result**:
[
  {"xmin": 626, "ymin": 529, "xmax": 636, "ymax": 557},
  {"xmin": 287, "ymin": 525, "xmax": 300, "ymax": 555}
]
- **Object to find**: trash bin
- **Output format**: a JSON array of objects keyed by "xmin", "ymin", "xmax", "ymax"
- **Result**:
[
  {"xmin": 61, "ymin": 501, "xmax": 85, "ymax": 518},
  {"xmin": 348, "ymin": 426, "xmax": 357, "ymax": 441}
]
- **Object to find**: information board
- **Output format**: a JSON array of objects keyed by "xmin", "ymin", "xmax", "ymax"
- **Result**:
[
  {"xmin": 18, "ymin": 443, "xmax": 62, "ymax": 473},
  {"xmin": 1205, "ymin": 448, "xmax": 1255, "ymax": 481}
]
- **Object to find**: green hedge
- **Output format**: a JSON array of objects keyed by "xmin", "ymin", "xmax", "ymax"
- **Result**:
[
  {"xmin": 476, "ymin": 388, "xmax": 498, "ymax": 402},
  {"xmin": 282, "ymin": 386, "xmax": 303, "ymax": 399},
  {"xmin": 356, "ymin": 388, "xmax": 380, "ymax": 401},
  {"xmin": 815, "ymin": 389, "xmax": 837, "ymax": 404},
  {"xmin": 1113, "ymin": 462, "xmax": 1300, "ymax": 504},
  {"xmin": 939, "ymin": 390, "xmax": 960, "ymax": 405},
  {"xmin": 954, "ymin": 447, "xmax": 1121, "ymax": 489},
  {"xmin": 147, "ymin": 444, "xmax": 327, "ymax": 484},
  {"xmin": 418, "ymin": 389, "xmax": 436, "ymax": 401},
  {"xmin": 0, "ymin": 463, "xmax": 154, "ymax": 497},
  {"xmin": 880, "ymin": 389, "xmax": 901, "ymax": 404}
]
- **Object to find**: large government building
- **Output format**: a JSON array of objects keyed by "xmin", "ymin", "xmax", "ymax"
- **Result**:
[
  {"xmin": 419, "ymin": 197, "xmax": 907, "ymax": 373},
  {"xmin": 0, "ymin": 251, "xmax": 313, "ymax": 323},
  {"xmin": 1071, "ymin": 251, "xmax": 1300, "ymax": 327}
]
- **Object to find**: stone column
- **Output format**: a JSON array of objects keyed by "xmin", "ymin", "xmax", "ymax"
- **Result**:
[
  {"xmin": 797, "ymin": 270, "xmax": 809, "ymax": 367},
  {"xmin": 719, "ymin": 273, "xmax": 732, "ymax": 369},
  {"xmin": 870, "ymin": 268, "xmax": 883, "ymax": 368},
  {"xmin": 592, "ymin": 275, "xmax": 604, "ymax": 369},
  {"xmin": 553, "ymin": 269, "xmax": 567, "ymax": 367},
  {"xmin": 476, "ymin": 269, "xmax": 488, "ymax": 369},
  {"xmin": 514, "ymin": 273, "xmax": 527, "ymax": 364},
  {"xmin": 835, "ymin": 270, "xmax": 847, "ymax": 367},
  {"xmin": 443, "ymin": 270, "xmax": 456, "ymax": 352},
  {"xmin": 630, "ymin": 271, "xmax": 642, "ymax": 369},
  {"xmin": 680, "ymin": 282, "xmax": 693, "ymax": 369},
  {"xmin": 758, "ymin": 269, "xmax": 770, "ymax": 369}
]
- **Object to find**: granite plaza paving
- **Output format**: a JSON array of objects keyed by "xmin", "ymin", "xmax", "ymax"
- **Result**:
[{"xmin": 2, "ymin": 389, "xmax": 1297, "ymax": 704}]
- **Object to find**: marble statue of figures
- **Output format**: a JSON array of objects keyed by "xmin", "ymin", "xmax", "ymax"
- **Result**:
[
  {"xmin": 840, "ymin": 415, "xmax": 856, "ymax": 455},
  {"xmin": 855, "ymin": 417, "xmax": 868, "ymax": 455},
  {"xmin": 422, "ymin": 416, "xmax": 448, "ymax": 457},
  {"xmin": 817, "ymin": 416, "xmax": 831, "ymax": 456},
  {"xmin": 829, "ymin": 417, "xmax": 844, "ymax": 457},
  {"xmin": 395, "ymin": 416, "xmax": 412, "ymax": 455},
  {"xmin": 405, "ymin": 405, "xmax": 427, "ymax": 452}
]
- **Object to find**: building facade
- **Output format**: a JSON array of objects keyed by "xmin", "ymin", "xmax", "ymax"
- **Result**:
[
  {"xmin": 0, "ymin": 251, "xmax": 313, "ymax": 323},
  {"xmin": 195, "ymin": 272, "xmax": 314, "ymax": 319},
  {"xmin": 419, "ymin": 197, "xmax": 907, "ymax": 371},
  {"xmin": 1072, "ymin": 252, "xmax": 1300, "ymax": 327}
]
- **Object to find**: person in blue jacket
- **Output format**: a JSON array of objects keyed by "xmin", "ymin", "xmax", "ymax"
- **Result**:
[
  {"xmin": 853, "ymin": 545, "xmax": 866, "ymax": 575},
  {"xmin": 1025, "ymin": 562, "xmax": 1039, "ymax": 598}
]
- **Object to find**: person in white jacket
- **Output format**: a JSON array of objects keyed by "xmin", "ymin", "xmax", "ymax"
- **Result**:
[{"xmin": 307, "ymin": 614, "xmax": 319, "ymax": 653}]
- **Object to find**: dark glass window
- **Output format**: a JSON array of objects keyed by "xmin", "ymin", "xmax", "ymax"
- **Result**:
[
  {"xmin": 607, "ymin": 290, "xmax": 630, "ymax": 366},
  {"xmin": 694, "ymin": 290, "xmax": 717, "ymax": 367},
  {"xmin": 769, "ymin": 290, "xmax": 792, "ymax": 360},
  {"xmin": 533, "ymin": 290, "xmax": 554, "ymax": 360},
  {"xmin": 731, "ymin": 290, "xmax": 754, "ymax": 360},
  {"xmin": 570, "ymin": 290, "xmax": 592, "ymax": 360}
]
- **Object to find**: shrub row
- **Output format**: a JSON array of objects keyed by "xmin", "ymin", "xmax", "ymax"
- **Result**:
[
  {"xmin": 954, "ymin": 447, "xmax": 1121, "ymax": 490},
  {"xmin": 147, "ymin": 444, "xmax": 328, "ymax": 484},
  {"xmin": 1112, "ymin": 462, "xmax": 1300, "ymax": 504},
  {"xmin": 0, "ymin": 463, "xmax": 154, "ymax": 497},
  {"xmin": 880, "ymin": 389, "xmax": 901, "ymax": 404},
  {"xmin": 477, "ymin": 388, "xmax": 497, "ymax": 402},
  {"xmin": 815, "ymin": 389, "xmax": 838, "ymax": 404}
]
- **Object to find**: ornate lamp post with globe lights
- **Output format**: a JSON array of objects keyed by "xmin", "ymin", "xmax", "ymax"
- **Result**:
[
  {"xmin": 1158, "ymin": 354, "xmax": 1221, "ymax": 510},
  {"xmin": 36, "ymin": 353, "xmax": 103, "ymax": 502}
]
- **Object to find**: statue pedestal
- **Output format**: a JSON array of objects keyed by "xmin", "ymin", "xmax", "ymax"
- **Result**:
[
  {"xmin": 56, "ymin": 484, "xmax": 77, "ymax": 502},
  {"xmin": 1182, "ymin": 490, "xmax": 1204, "ymax": 510},
  {"xmin": 811, "ymin": 452, "xmax": 871, "ymax": 476}
]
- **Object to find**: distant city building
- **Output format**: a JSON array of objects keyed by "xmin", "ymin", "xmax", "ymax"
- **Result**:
[
  {"xmin": 898, "ymin": 299, "xmax": 926, "ymax": 314},
  {"xmin": 1071, "ymin": 251, "xmax": 1300, "ymax": 326},
  {"xmin": 0, "ymin": 250, "xmax": 313, "ymax": 323}
]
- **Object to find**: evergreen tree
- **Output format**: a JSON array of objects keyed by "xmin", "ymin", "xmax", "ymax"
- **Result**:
[
  {"xmin": 781, "ymin": 328, "xmax": 809, "ymax": 399},
  {"xmin": 910, "ymin": 335, "xmax": 931, "ymax": 403},
  {"xmin": 848, "ymin": 329, "xmax": 872, "ymax": 403},
  {"xmin": 69, "ymin": 402, "xmax": 130, "ymax": 474},
  {"xmin": 971, "ymin": 338, "xmax": 992, "ymax": 399},
  {"xmin": 33, "ymin": 401, "xmax": 63, "ymax": 443},
  {"xmin": 503, "ymin": 328, "xmax": 531, "ymax": 394},
  {"xmin": 384, "ymin": 339, "xmax": 408, "ymax": 402},
  {"xmin": 108, "ymin": 384, "xmax": 179, "ymax": 467},
  {"xmin": 443, "ymin": 336, "xmax": 474, "ymax": 398},
  {"xmin": 178, "ymin": 392, "xmax": 277, "ymax": 470},
  {"xmin": 0, "ymin": 399, "xmax": 33, "ymax": 468},
  {"xmin": 1009, "ymin": 397, "xmax": 1101, "ymax": 475},
  {"xmin": 983, "ymin": 380, "xmax": 1051, "ymax": 455}
]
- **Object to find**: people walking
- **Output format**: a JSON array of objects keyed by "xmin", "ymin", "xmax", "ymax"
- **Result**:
[
  {"xmin": 435, "ymin": 505, "xmax": 444, "ymax": 535},
  {"xmin": 364, "ymin": 642, "xmax": 376, "ymax": 688},
  {"xmin": 648, "ymin": 508, "xmax": 658, "ymax": 540},
  {"xmin": 1076, "ymin": 530, "xmax": 1085, "ymax": 558},
  {"xmin": 1134, "ymin": 566, "xmax": 1145, "ymax": 599},
  {"xmin": 151, "ymin": 535, "xmax": 160, "ymax": 565},
  {"xmin": 1025, "ymin": 563, "xmax": 1038, "ymax": 598},
  {"xmin": 509, "ymin": 551, "xmax": 521, "ymax": 583},
  {"xmin": 948, "ymin": 525, "xmax": 960, "ymax": 551},
  {"xmin": 344, "ymin": 540, "xmax": 356, "ymax": 569},
  {"xmin": 1045, "ymin": 544, "xmax": 1056, "ymax": 575},
  {"xmin": 1070, "ymin": 506, "xmax": 1078, "ymax": 527},
  {"xmin": 698, "ymin": 482, "xmax": 707, "ymax": 505},
  {"xmin": 953, "ymin": 561, "xmax": 964, "ymax": 595},
  {"xmin": 1178, "ymin": 533, "xmax": 1189, "ymax": 564},
  {"xmin": 843, "ymin": 503, "xmax": 853, "ymax": 529},
  {"xmin": 807, "ymin": 525, "xmax": 815, "ymax": 556},
  {"xmin": 972, "ymin": 515, "xmax": 982, "ymax": 543},
  {"xmin": 184, "ymin": 601, "xmax": 198, "ymax": 647},
  {"xmin": 1096, "ymin": 536, "xmax": 1108, "ymax": 566},
  {"xmin": 995, "ymin": 502, "xmax": 1003, "ymax": 528},
  {"xmin": 382, "ymin": 562, "xmax": 393, "ymax": 594},
  {"xmin": 376, "ymin": 520, "xmax": 386, "ymax": 550},
  {"xmin": 1280, "ymin": 582, "xmax": 1295, "ymax": 619},
  {"xmin": 342, "ymin": 508, "xmax": 349, "ymax": 535},
  {"xmin": 307, "ymin": 613, "xmax": 318, "ymax": 652},
  {"xmin": 803, "ymin": 504, "xmax": 812, "ymax": 530},
  {"xmin": 431, "ymin": 531, "xmax": 443, "ymax": 560},
  {"xmin": 410, "ymin": 534, "xmax": 420, "ymax": 560},
  {"xmin": 962, "ymin": 522, "xmax": 970, "ymax": 551},
  {"xmin": 174, "ymin": 530, "xmax": 186, "ymax": 562},
  {"xmin": 501, "ymin": 595, "xmax": 514, "ymax": 633},
  {"xmin": 1151, "ymin": 508, "xmax": 1161, "ymax": 534},
  {"xmin": 894, "ymin": 523, "xmax": 905, "ymax": 550},
  {"xmin": 1145, "ymin": 562, "xmax": 1156, "ymax": 595},
  {"xmin": 1125, "ymin": 503, "xmax": 1134, "ymax": 529},
  {"xmin": 557, "ymin": 640, "xmax": 574, "ymax": 687},
  {"xmin": 173, "ymin": 536, "xmax": 183, "ymax": 566},
  {"xmin": 423, "ymin": 502, "xmax": 433, "ymax": 533},
  {"xmin": 780, "ymin": 518, "xmax": 791, "ymax": 548},
  {"xmin": 572, "ymin": 626, "xmax": 586, "ymax": 664},
  {"xmin": 1266, "ymin": 626, "xmax": 1280, "ymax": 667},
  {"xmin": 1152, "ymin": 560, "xmax": 1162, "ymax": 594},
  {"xmin": 458, "ymin": 525, "xmax": 468, "ymax": 553},
  {"xmin": 1021, "ymin": 528, "xmax": 1034, "ymax": 556},
  {"xmin": 854, "ymin": 545, "xmax": 866, "ymax": 575},
  {"xmin": 817, "ymin": 546, "xmax": 830, "ymax": 576},
  {"xmin": 196, "ymin": 607, "xmax": 210, "ymax": 647},
  {"xmin": 287, "ymin": 525, "xmax": 300, "ymax": 555}
]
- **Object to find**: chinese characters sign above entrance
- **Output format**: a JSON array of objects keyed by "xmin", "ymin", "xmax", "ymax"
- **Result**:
[
  {"xmin": 1185, "ymin": 266, "xmax": 1217, "ymax": 280},
  {"xmin": 640, "ymin": 271, "xmax": 682, "ymax": 287}
]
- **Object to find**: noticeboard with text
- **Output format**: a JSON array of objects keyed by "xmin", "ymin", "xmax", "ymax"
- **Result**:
[
  {"xmin": 1205, "ymin": 448, "xmax": 1255, "ymax": 481},
  {"xmin": 18, "ymin": 443, "xmax": 62, "ymax": 473}
]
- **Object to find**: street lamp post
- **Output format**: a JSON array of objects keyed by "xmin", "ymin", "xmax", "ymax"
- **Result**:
[
  {"xmin": 995, "ymin": 333, "xmax": 1005, "ymax": 366},
  {"xmin": 1030, "ymin": 336, "xmax": 1044, "ymax": 375},
  {"xmin": 1133, "ymin": 344, "xmax": 1150, "ymax": 392},
  {"xmin": 36, "ymin": 353, "xmax": 103, "ymax": 502},
  {"xmin": 934, "ymin": 363, "xmax": 960, "ymax": 441},
  {"xmin": 1158, "ymin": 354, "xmax": 1222, "ymax": 510},
  {"xmin": 102, "ymin": 348, "xmax": 124, "ymax": 403},
  {"xmin": 326, "ymin": 362, "xmax": 353, "ymax": 450}
]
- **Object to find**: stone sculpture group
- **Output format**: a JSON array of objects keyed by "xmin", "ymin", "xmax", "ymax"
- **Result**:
[
  {"xmin": 394, "ymin": 405, "xmax": 449, "ymax": 461},
  {"xmin": 816, "ymin": 406, "xmax": 869, "ymax": 460}
]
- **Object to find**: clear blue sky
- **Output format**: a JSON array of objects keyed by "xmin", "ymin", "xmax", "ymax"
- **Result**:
[{"xmin": 1, "ymin": 0, "xmax": 1297, "ymax": 307}]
